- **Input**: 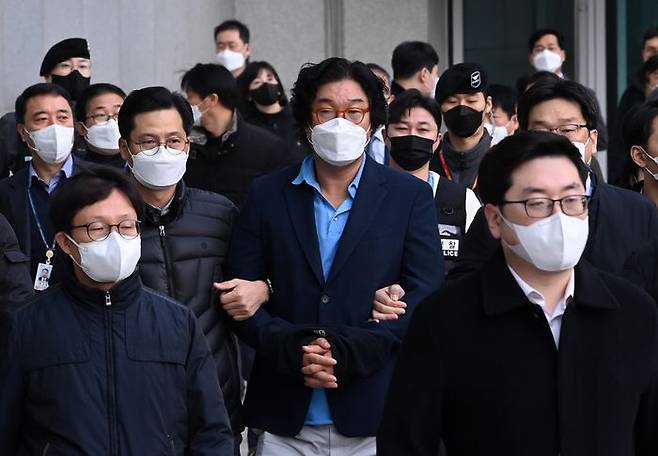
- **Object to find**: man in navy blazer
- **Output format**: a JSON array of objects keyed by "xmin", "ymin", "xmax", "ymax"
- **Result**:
[{"xmin": 218, "ymin": 58, "xmax": 444, "ymax": 454}]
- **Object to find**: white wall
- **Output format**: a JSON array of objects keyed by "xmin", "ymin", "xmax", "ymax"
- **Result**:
[{"xmin": 0, "ymin": 0, "xmax": 444, "ymax": 113}]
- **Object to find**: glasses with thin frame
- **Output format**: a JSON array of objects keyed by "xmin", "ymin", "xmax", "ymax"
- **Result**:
[{"xmin": 500, "ymin": 195, "xmax": 589, "ymax": 218}]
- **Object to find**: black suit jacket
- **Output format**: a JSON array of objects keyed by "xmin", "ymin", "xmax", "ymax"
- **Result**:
[
  {"xmin": 378, "ymin": 250, "xmax": 658, "ymax": 455},
  {"xmin": 450, "ymin": 177, "xmax": 658, "ymax": 279},
  {"xmin": 0, "ymin": 157, "xmax": 90, "ymax": 274}
]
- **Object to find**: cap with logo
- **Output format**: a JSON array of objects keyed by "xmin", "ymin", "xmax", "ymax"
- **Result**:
[
  {"xmin": 435, "ymin": 62, "xmax": 489, "ymax": 105},
  {"xmin": 40, "ymin": 38, "xmax": 91, "ymax": 77}
]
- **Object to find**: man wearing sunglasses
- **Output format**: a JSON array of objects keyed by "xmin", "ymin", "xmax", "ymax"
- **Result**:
[{"xmin": 379, "ymin": 131, "xmax": 658, "ymax": 455}]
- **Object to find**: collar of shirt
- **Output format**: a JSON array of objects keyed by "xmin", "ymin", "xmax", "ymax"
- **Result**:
[
  {"xmin": 146, "ymin": 194, "xmax": 176, "ymax": 217},
  {"xmin": 427, "ymin": 170, "xmax": 438, "ymax": 195},
  {"xmin": 291, "ymin": 154, "xmax": 366, "ymax": 199},
  {"xmin": 28, "ymin": 154, "xmax": 74, "ymax": 193},
  {"xmin": 373, "ymin": 126, "xmax": 384, "ymax": 142},
  {"xmin": 220, "ymin": 110, "xmax": 239, "ymax": 143},
  {"xmin": 507, "ymin": 264, "xmax": 574, "ymax": 323}
]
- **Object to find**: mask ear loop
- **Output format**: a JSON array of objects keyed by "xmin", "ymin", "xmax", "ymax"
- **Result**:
[{"xmin": 23, "ymin": 127, "xmax": 40, "ymax": 153}]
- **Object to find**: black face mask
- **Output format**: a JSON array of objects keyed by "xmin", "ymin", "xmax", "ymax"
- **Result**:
[
  {"xmin": 443, "ymin": 105, "xmax": 483, "ymax": 138},
  {"xmin": 389, "ymin": 135, "xmax": 436, "ymax": 171},
  {"xmin": 250, "ymin": 83, "xmax": 281, "ymax": 106},
  {"xmin": 51, "ymin": 70, "xmax": 90, "ymax": 102}
]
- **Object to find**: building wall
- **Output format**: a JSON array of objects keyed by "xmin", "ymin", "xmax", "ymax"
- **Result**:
[{"xmin": 0, "ymin": 0, "xmax": 442, "ymax": 113}]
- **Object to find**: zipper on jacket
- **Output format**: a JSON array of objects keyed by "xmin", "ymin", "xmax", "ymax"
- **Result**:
[
  {"xmin": 167, "ymin": 433, "xmax": 176, "ymax": 455},
  {"xmin": 158, "ymin": 225, "xmax": 175, "ymax": 296},
  {"xmin": 104, "ymin": 298, "xmax": 119, "ymax": 455},
  {"xmin": 41, "ymin": 442, "xmax": 50, "ymax": 456}
]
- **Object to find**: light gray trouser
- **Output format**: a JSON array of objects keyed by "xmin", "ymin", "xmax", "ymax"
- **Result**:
[{"xmin": 255, "ymin": 425, "xmax": 376, "ymax": 456}]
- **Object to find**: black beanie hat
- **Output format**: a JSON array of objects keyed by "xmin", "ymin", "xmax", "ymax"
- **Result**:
[
  {"xmin": 435, "ymin": 62, "xmax": 489, "ymax": 105},
  {"xmin": 40, "ymin": 38, "xmax": 90, "ymax": 76}
]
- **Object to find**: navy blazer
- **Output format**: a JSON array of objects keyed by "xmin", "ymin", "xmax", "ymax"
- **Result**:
[
  {"xmin": 0, "ymin": 157, "xmax": 89, "ymax": 259},
  {"xmin": 225, "ymin": 156, "xmax": 444, "ymax": 437}
]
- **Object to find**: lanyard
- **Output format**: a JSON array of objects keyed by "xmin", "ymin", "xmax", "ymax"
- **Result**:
[
  {"xmin": 439, "ymin": 151, "xmax": 479, "ymax": 190},
  {"xmin": 27, "ymin": 187, "xmax": 56, "ymax": 263}
]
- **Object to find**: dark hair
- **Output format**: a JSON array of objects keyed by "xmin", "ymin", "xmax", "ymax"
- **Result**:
[
  {"xmin": 528, "ymin": 28, "xmax": 565, "ymax": 52},
  {"xmin": 643, "ymin": 26, "xmax": 658, "ymax": 48},
  {"xmin": 50, "ymin": 166, "xmax": 144, "ymax": 233},
  {"xmin": 391, "ymin": 41, "xmax": 439, "ymax": 80},
  {"xmin": 478, "ymin": 131, "xmax": 588, "ymax": 205},
  {"xmin": 117, "ymin": 86, "xmax": 193, "ymax": 140},
  {"xmin": 488, "ymin": 84, "xmax": 517, "ymax": 118},
  {"xmin": 214, "ymin": 19, "xmax": 250, "ymax": 43},
  {"xmin": 75, "ymin": 83, "xmax": 126, "ymax": 122},
  {"xmin": 639, "ymin": 54, "xmax": 658, "ymax": 86},
  {"xmin": 291, "ymin": 57, "xmax": 387, "ymax": 132},
  {"xmin": 517, "ymin": 79, "xmax": 598, "ymax": 131},
  {"xmin": 517, "ymin": 71, "xmax": 561, "ymax": 94},
  {"xmin": 366, "ymin": 62, "xmax": 390, "ymax": 82},
  {"xmin": 181, "ymin": 63, "xmax": 238, "ymax": 111},
  {"xmin": 622, "ymin": 99, "xmax": 658, "ymax": 153},
  {"xmin": 15, "ymin": 83, "xmax": 73, "ymax": 124},
  {"xmin": 237, "ymin": 61, "xmax": 288, "ymax": 108},
  {"xmin": 387, "ymin": 89, "xmax": 442, "ymax": 130}
]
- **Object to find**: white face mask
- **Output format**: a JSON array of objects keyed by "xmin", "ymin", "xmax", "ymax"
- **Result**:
[
  {"xmin": 533, "ymin": 49, "xmax": 563, "ymax": 73},
  {"xmin": 490, "ymin": 124, "xmax": 510, "ymax": 146},
  {"xmin": 310, "ymin": 117, "xmax": 369, "ymax": 167},
  {"xmin": 191, "ymin": 98, "xmax": 209, "ymax": 127},
  {"xmin": 501, "ymin": 212, "xmax": 589, "ymax": 272},
  {"xmin": 216, "ymin": 49, "xmax": 246, "ymax": 71},
  {"xmin": 27, "ymin": 124, "xmax": 74, "ymax": 164},
  {"xmin": 128, "ymin": 146, "xmax": 188, "ymax": 189},
  {"xmin": 66, "ymin": 231, "xmax": 141, "ymax": 283},
  {"xmin": 85, "ymin": 119, "xmax": 121, "ymax": 155},
  {"xmin": 191, "ymin": 105, "xmax": 203, "ymax": 126},
  {"xmin": 571, "ymin": 138, "xmax": 591, "ymax": 164}
]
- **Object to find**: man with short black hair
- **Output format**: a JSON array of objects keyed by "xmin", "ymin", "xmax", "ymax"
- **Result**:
[
  {"xmin": 390, "ymin": 41, "xmax": 439, "ymax": 98},
  {"xmin": 74, "ymin": 83, "xmax": 126, "ymax": 168},
  {"xmin": 487, "ymin": 84, "xmax": 519, "ymax": 145},
  {"xmin": 378, "ymin": 131, "xmax": 658, "ymax": 455},
  {"xmin": 117, "ymin": 86, "xmax": 247, "ymax": 451},
  {"xmin": 452, "ymin": 78, "xmax": 658, "ymax": 278},
  {"xmin": 0, "ymin": 38, "xmax": 92, "ymax": 177},
  {"xmin": 181, "ymin": 63, "xmax": 289, "ymax": 208},
  {"xmin": 0, "ymin": 166, "xmax": 234, "ymax": 454},
  {"xmin": 0, "ymin": 83, "xmax": 90, "ymax": 291},
  {"xmin": 528, "ymin": 28, "xmax": 566, "ymax": 76},
  {"xmin": 214, "ymin": 19, "xmax": 251, "ymax": 77},
  {"xmin": 432, "ymin": 62, "xmax": 492, "ymax": 191}
]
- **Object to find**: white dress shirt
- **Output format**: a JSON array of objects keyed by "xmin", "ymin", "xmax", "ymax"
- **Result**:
[{"xmin": 507, "ymin": 265, "xmax": 575, "ymax": 348}]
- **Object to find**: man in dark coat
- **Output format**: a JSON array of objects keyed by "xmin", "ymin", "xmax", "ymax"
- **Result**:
[
  {"xmin": 116, "ymin": 86, "xmax": 249, "ymax": 451},
  {"xmin": 223, "ymin": 58, "xmax": 443, "ymax": 454},
  {"xmin": 0, "ymin": 83, "xmax": 91, "ymax": 290},
  {"xmin": 181, "ymin": 63, "xmax": 292, "ymax": 208},
  {"xmin": 0, "ymin": 167, "xmax": 233, "ymax": 454},
  {"xmin": 378, "ymin": 132, "xmax": 658, "ymax": 455},
  {"xmin": 450, "ymin": 78, "xmax": 658, "ymax": 279},
  {"xmin": 0, "ymin": 213, "xmax": 33, "ymax": 310}
]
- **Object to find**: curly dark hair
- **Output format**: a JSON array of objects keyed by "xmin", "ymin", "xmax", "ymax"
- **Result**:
[{"xmin": 291, "ymin": 57, "xmax": 387, "ymax": 139}]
